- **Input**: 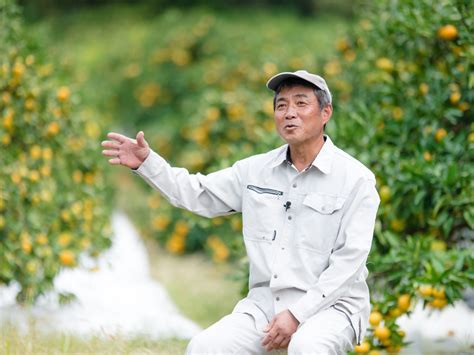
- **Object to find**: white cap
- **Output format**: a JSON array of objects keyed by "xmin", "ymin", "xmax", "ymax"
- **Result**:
[{"xmin": 266, "ymin": 70, "xmax": 332, "ymax": 104}]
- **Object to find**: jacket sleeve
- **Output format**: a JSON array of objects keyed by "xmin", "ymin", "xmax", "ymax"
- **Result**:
[
  {"xmin": 288, "ymin": 177, "xmax": 380, "ymax": 323},
  {"xmin": 133, "ymin": 150, "xmax": 244, "ymax": 218}
]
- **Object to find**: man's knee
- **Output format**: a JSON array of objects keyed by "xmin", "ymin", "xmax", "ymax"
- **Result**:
[
  {"xmin": 186, "ymin": 313, "xmax": 265, "ymax": 354},
  {"xmin": 186, "ymin": 330, "xmax": 230, "ymax": 354},
  {"xmin": 288, "ymin": 332, "xmax": 342, "ymax": 355},
  {"xmin": 185, "ymin": 332, "xmax": 206, "ymax": 354}
]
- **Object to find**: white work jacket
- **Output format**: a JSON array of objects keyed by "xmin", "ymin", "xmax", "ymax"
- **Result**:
[{"xmin": 134, "ymin": 135, "xmax": 380, "ymax": 344}]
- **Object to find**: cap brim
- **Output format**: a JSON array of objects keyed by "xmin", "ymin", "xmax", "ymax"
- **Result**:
[
  {"xmin": 267, "ymin": 72, "xmax": 323, "ymax": 91},
  {"xmin": 266, "ymin": 72, "xmax": 301, "ymax": 91}
]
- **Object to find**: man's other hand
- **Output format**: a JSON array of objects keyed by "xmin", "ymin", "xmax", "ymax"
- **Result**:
[
  {"xmin": 101, "ymin": 131, "xmax": 150, "ymax": 169},
  {"xmin": 261, "ymin": 310, "xmax": 299, "ymax": 351}
]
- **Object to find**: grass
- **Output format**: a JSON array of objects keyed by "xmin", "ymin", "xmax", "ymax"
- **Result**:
[{"xmin": 1, "ymin": 326, "xmax": 187, "ymax": 354}]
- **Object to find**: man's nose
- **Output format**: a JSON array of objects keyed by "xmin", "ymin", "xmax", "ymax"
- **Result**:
[{"xmin": 285, "ymin": 105, "xmax": 297, "ymax": 119}]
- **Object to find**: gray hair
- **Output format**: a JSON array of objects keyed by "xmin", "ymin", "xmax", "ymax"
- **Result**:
[{"xmin": 273, "ymin": 78, "xmax": 331, "ymax": 111}]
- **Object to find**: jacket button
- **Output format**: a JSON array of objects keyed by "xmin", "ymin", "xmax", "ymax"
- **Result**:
[
  {"xmin": 292, "ymin": 183, "xmax": 297, "ymax": 188},
  {"xmin": 276, "ymin": 297, "xmax": 280, "ymax": 301},
  {"xmin": 273, "ymin": 274, "xmax": 278, "ymax": 279},
  {"xmin": 288, "ymin": 216, "xmax": 292, "ymax": 220}
]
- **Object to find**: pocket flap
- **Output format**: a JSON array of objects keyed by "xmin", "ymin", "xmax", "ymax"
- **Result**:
[{"xmin": 303, "ymin": 194, "xmax": 346, "ymax": 214}]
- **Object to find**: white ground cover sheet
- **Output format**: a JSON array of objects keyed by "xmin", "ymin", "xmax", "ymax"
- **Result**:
[
  {"xmin": 399, "ymin": 300, "xmax": 473, "ymax": 354},
  {"xmin": 0, "ymin": 212, "xmax": 201, "ymax": 340}
]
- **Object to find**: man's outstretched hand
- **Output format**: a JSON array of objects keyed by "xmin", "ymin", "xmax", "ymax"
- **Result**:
[
  {"xmin": 101, "ymin": 131, "xmax": 150, "ymax": 169},
  {"xmin": 261, "ymin": 310, "xmax": 299, "ymax": 351}
]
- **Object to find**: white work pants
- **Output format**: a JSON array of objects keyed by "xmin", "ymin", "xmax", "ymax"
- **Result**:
[{"xmin": 186, "ymin": 306, "xmax": 355, "ymax": 355}]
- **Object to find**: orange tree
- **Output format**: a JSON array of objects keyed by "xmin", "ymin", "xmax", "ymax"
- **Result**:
[
  {"xmin": 323, "ymin": 0, "xmax": 473, "ymax": 353},
  {"xmin": 0, "ymin": 0, "xmax": 113, "ymax": 303}
]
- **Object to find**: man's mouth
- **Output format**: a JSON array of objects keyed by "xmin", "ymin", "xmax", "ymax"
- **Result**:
[{"xmin": 285, "ymin": 124, "xmax": 297, "ymax": 129}]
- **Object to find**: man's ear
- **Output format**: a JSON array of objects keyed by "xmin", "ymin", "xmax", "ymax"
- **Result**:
[{"xmin": 321, "ymin": 104, "xmax": 333, "ymax": 125}]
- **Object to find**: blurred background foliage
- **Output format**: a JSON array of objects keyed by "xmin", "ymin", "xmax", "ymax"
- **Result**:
[
  {"xmin": 2, "ymin": 0, "xmax": 473, "ymax": 353},
  {"xmin": 18, "ymin": 0, "xmax": 357, "ymax": 20}
]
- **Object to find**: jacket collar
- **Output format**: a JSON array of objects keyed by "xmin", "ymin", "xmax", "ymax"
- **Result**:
[
  {"xmin": 269, "ymin": 135, "xmax": 335, "ymax": 174},
  {"xmin": 311, "ymin": 135, "xmax": 334, "ymax": 174}
]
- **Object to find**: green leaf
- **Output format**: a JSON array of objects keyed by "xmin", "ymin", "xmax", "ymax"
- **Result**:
[
  {"xmin": 414, "ymin": 190, "xmax": 425, "ymax": 206},
  {"xmin": 433, "ymin": 196, "xmax": 447, "ymax": 217},
  {"xmin": 454, "ymin": 254, "xmax": 466, "ymax": 271},
  {"xmin": 463, "ymin": 208, "xmax": 474, "ymax": 229},
  {"xmin": 445, "ymin": 164, "xmax": 458, "ymax": 186},
  {"xmin": 431, "ymin": 257, "xmax": 445, "ymax": 276},
  {"xmin": 468, "ymin": 72, "xmax": 474, "ymax": 89}
]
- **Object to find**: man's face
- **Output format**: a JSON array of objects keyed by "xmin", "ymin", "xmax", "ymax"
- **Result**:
[{"xmin": 273, "ymin": 85, "xmax": 332, "ymax": 147}]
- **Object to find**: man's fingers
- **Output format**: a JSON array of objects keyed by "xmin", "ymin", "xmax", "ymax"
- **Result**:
[
  {"xmin": 265, "ymin": 333, "xmax": 282, "ymax": 352},
  {"xmin": 261, "ymin": 334, "xmax": 272, "ymax": 346},
  {"xmin": 101, "ymin": 140, "xmax": 120, "ymax": 149},
  {"xmin": 108, "ymin": 158, "xmax": 121, "ymax": 165},
  {"xmin": 262, "ymin": 318, "xmax": 278, "ymax": 347},
  {"xmin": 136, "ymin": 131, "xmax": 147, "ymax": 148},
  {"xmin": 107, "ymin": 132, "xmax": 128, "ymax": 143},
  {"xmin": 102, "ymin": 150, "xmax": 119, "ymax": 157},
  {"xmin": 278, "ymin": 337, "xmax": 290, "ymax": 349},
  {"xmin": 272, "ymin": 334, "xmax": 285, "ymax": 346},
  {"xmin": 264, "ymin": 318, "xmax": 276, "ymax": 332}
]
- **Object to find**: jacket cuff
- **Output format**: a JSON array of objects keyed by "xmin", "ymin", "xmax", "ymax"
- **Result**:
[
  {"xmin": 288, "ymin": 289, "xmax": 325, "ymax": 324},
  {"xmin": 132, "ymin": 150, "xmax": 165, "ymax": 176}
]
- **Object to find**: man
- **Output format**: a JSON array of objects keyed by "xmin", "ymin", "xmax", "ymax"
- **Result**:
[{"xmin": 101, "ymin": 70, "xmax": 380, "ymax": 354}]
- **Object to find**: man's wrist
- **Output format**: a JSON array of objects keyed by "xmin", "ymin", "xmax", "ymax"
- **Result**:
[
  {"xmin": 131, "ymin": 149, "xmax": 153, "ymax": 173},
  {"xmin": 287, "ymin": 305, "xmax": 304, "ymax": 325},
  {"xmin": 287, "ymin": 309, "xmax": 301, "ymax": 325},
  {"xmin": 140, "ymin": 148, "xmax": 151, "ymax": 164}
]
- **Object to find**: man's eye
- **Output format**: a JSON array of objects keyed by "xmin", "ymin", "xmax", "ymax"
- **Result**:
[
  {"xmin": 277, "ymin": 104, "xmax": 286, "ymax": 109},
  {"xmin": 297, "ymin": 101, "xmax": 307, "ymax": 106}
]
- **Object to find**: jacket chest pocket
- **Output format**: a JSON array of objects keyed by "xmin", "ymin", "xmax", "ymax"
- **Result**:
[
  {"xmin": 242, "ymin": 184, "xmax": 284, "ymax": 238},
  {"xmin": 297, "ymin": 193, "xmax": 346, "ymax": 252}
]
